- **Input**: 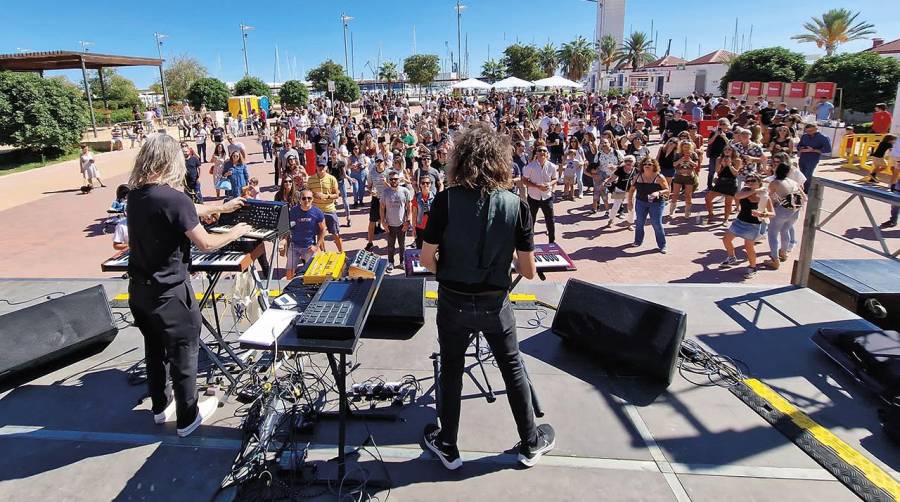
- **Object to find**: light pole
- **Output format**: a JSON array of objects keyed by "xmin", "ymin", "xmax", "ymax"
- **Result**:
[
  {"xmin": 455, "ymin": 1, "xmax": 466, "ymax": 77},
  {"xmin": 341, "ymin": 13, "xmax": 354, "ymax": 76},
  {"xmin": 240, "ymin": 23, "xmax": 254, "ymax": 76},
  {"xmin": 78, "ymin": 40, "xmax": 94, "ymax": 52},
  {"xmin": 153, "ymin": 33, "xmax": 170, "ymax": 113}
]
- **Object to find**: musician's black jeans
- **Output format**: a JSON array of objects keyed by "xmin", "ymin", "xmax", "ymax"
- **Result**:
[
  {"xmin": 527, "ymin": 196, "xmax": 556, "ymax": 243},
  {"xmin": 436, "ymin": 286, "xmax": 538, "ymax": 447},
  {"xmin": 129, "ymin": 280, "xmax": 201, "ymax": 429}
]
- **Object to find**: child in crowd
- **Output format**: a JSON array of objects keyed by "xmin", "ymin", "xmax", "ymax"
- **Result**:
[{"xmin": 562, "ymin": 149, "xmax": 582, "ymax": 200}]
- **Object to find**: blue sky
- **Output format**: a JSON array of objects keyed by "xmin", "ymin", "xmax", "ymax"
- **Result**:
[{"xmin": 2, "ymin": 0, "xmax": 898, "ymax": 88}]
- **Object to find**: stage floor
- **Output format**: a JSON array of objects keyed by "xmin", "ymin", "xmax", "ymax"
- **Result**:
[{"xmin": 0, "ymin": 278, "xmax": 896, "ymax": 501}]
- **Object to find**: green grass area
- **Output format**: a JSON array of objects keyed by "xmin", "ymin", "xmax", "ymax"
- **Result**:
[{"xmin": 0, "ymin": 148, "xmax": 82, "ymax": 176}]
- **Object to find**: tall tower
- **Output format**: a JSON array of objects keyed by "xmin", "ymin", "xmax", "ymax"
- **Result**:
[{"xmin": 597, "ymin": 0, "xmax": 626, "ymax": 46}]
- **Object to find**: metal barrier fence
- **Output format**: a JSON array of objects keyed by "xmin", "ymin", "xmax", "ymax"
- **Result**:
[
  {"xmin": 837, "ymin": 133, "xmax": 892, "ymax": 170},
  {"xmin": 794, "ymin": 176, "xmax": 900, "ymax": 287}
]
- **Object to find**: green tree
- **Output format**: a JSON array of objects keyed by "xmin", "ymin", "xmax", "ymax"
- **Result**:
[
  {"xmin": 278, "ymin": 80, "xmax": 309, "ymax": 108},
  {"xmin": 85, "ymin": 69, "xmax": 141, "ymax": 108},
  {"xmin": 233, "ymin": 75, "xmax": 272, "ymax": 99},
  {"xmin": 481, "ymin": 59, "xmax": 506, "ymax": 81},
  {"xmin": 378, "ymin": 61, "xmax": 401, "ymax": 95},
  {"xmin": 558, "ymin": 36, "xmax": 597, "ymax": 81},
  {"xmin": 332, "ymin": 75, "xmax": 361, "ymax": 103},
  {"xmin": 0, "ymin": 71, "xmax": 89, "ymax": 153},
  {"xmin": 597, "ymin": 35, "xmax": 619, "ymax": 72},
  {"xmin": 157, "ymin": 55, "xmax": 207, "ymax": 102},
  {"xmin": 501, "ymin": 44, "xmax": 542, "ymax": 81},
  {"xmin": 792, "ymin": 8, "xmax": 875, "ymax": 56},
  {"xmin": 306, "ymin": 60, "xmax": 345, "ymax": 92},
  {"xmin": 719, "ymin": 47, "xmax": 808, "ymax": 94},
  {"xmin": 805, "ymin": 52, "xmax": 900, "ymax": 112},
  {"xmin": 537, "ymin": 43, "xmax": 558, "ymax": 78},
  {"xmin": 403, "ymin": 54, "xmax": 440, "ymax": 87},
  {"xmin": 616, "ymin": 32, "xmax": 656, "ymax": 71},
  {"xmin": 187, "ymin": 77, "xmax": 230, "ymax": 111}
]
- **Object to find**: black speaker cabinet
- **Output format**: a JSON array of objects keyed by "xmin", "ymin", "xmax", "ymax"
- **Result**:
[
  {"xmin": 551, "ymin": 279, "xmax": 687, "ymax": 385},
  {"xmin": 367, "ymin": 277, "xmax": 426, "ymax": 328},
  {"xmin": 805, "ymin": 259, "xmax": 900, "ymax": 330},
  {"xmin": 0, "ymin": 285, "xmax": 118, "ymax": 380}
]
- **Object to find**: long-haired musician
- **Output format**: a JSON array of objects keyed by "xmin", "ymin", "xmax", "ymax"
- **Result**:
[{"xmin": 127, "ymin": 134, "xmax": 250, "ymax": 437}]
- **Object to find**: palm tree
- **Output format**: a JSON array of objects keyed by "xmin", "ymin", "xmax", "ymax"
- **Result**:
[
  {"xmin": 481, "ymin": 59, "xmax": 506, "ymax": 82},
  {"xmin": 537, "ymin": 43, "xmax": 558, "ymax": 78},
  {"xmin": 616, "ymin": 32, "xmax": 656, "ymax": 71},
  {"xmin": 791, "ymin": 8, "xmax": 875, "ymax": 56},
  {"xmin": 378, "ymin": 61, "xmax": 400, "ymax": 95},
  {"xmin": 558, "ymin": 36, "xmax": 597, "ymax": 82},
  {"xmin": 597, "ymin": 35, "xmax": 618, "ymax": 72}
]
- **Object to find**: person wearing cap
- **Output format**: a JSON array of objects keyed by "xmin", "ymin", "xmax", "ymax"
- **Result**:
[
  {"xmin": 276, "ymin": 139, "xmax": 299, "ymax": 187},
  {"xmin": 306, "ymin": 157, "xmax": 343, "ymax": 252},
  {"xmin": 414, "ymin": 151, "xmax": 442, "ymax": 194},
  {"xmin": 365, "ymin": 156, "xmax": 389, "ymax": 251}
]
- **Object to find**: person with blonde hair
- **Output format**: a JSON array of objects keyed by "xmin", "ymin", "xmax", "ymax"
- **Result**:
[
  {"xmin": 668, "ymin": 140, "xmax": 699, "ymax": 219},
  {"xmin": 126, "ymin": 133, "xmax": 250, "ymax": 438}
]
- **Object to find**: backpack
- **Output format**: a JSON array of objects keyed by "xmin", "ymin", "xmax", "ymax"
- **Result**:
[{"xmin": 780, "ymin": 191, "xmax": 804, "ymax": 210}]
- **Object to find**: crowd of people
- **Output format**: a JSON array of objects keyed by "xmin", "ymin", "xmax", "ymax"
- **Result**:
[{"xmin": 127, "ymin": 86, "xmax": 897, "ymax": 280}]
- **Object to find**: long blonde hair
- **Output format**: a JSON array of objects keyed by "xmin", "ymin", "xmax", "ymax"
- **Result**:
[{"xmin": 129, "ymin": 133, "xmax": 186, "ymax": 188}]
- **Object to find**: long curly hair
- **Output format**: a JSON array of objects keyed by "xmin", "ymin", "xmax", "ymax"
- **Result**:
[{"xmin": 446, "ymin": 122, "xmax": 512, "ymax": 194}]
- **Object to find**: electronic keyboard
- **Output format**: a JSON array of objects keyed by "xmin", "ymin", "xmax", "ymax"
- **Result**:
[
  {"xmin": 101, "ymin": 243, "xmax": 264, "ymax": 273},
  {"xmin": 207, "ymin": 199, "xmax": 288, "ymax": 241},
  {"xmin": 348, "ymin": 250, "xmax": 382, "ymax": 279},
  {"xmin": 302, "ymin": 251, "xmax": 347, "ymax": 285},
  {"xmin": 404, "ymin": 243, "xmax": 575, "ymax": 277}
]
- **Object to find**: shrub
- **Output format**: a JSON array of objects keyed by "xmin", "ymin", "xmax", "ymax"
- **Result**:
[
  {"xmin": 720, "ymin": 47, "xmax": 808, "ymax": 95},
  {"xmin": 0, "ymin": 71, "xmax": 89, "ymax": 153},
  {"xmin": 332, "ymin": 75, "xmax": 361, "ymax": 104},
  {"xmin": 187, "ymin": 77, "xmax": 230, "ymax": 111},
  {"xmin": 279, "ymin": 80, "xmax": 309, "ymax": 108}
]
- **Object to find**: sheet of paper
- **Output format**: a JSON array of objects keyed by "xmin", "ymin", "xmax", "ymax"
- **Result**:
[{"xmin": 238, "ymin": 308, "xmax": 297, "ymax": 348}]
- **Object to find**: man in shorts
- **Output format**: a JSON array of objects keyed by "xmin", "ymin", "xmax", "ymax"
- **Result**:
[
  {"xmin": 307, "ymin": 158, "xmax": 343, "ymax": 252},
  {"xmin": 280, "ymin": 189, "xmax": 326, "ymax": 278}
]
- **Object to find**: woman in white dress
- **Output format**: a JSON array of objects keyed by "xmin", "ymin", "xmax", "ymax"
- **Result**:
[{"xmin": 79, "ymin": 144, "xmax": 105, "ymax": 189}]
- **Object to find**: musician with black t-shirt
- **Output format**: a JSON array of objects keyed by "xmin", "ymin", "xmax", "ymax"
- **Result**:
[
  {"xmin": 419, "ymin": 122, "xmax": 555, "ymax": 471},
  {"xmin": 126, "ymin": 134, "xmax": 251, "ymax": 438}
]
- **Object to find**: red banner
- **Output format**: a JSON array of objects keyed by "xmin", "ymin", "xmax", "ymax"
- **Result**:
[
  {"xmin": 814, "ymin": 82, "xmax": 836, "ymax": 99},
  {"xmin": 747, "ymin": 81, "xmax": 763, "ymax": 96},
  {"xmin": 788, "ymin": 82, "xmax": 806, "ymax": 98},
  {"xmin": 766, "ymin": 82, "xmax": 784, "ymax": 97},
  {"xmin": 728, "ymin": 81, "xmax": 744, "ymax": 96},
  {"xmin": 699, "ymin": 120, "xmax": 718, "ymax": 137}
]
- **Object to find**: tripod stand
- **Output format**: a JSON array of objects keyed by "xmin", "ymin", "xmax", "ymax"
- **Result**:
[{"xmin": 430, "ymin": 330, "xmax": 544, "ymax": 418}]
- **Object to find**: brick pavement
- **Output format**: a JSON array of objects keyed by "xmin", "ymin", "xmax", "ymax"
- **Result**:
[{"xmin": 0, "ymin": 134, "xmax": 894, "ymax": 283}]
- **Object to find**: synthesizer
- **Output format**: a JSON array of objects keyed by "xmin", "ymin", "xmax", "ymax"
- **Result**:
[
  {"xmin": 293, "ymin": 259, "xmax": 387, "ymax": 340},
  {"xmin": 347, "ymin": 250, "xmax": 382, "ymax": 279},
  {"xmin": 404, "ymin": 243, "xmax": 576, "ymax": 277},
  {"xmin": 207, "ymin": 199, "xmax": 288, "ymax": 241},
  {"xmin": 303, "ymin": 252, "xmax": 346, "ymax": 285},
  {"xmin": 101, "ymin": 242, "xmax": 264, "ymax": 273}
]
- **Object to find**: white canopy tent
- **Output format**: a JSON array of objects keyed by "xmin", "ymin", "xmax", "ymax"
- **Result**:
[
  {"xmin": 533, "ymin": 75, "xmax": 583, "ymax": 88},
  {"xmin": 450, "ymin": 77, "xmax": 493, "ymax": 90},
  {"xmin": 491, "ymin": 76, "xmax": 534, "ymax": 89}
]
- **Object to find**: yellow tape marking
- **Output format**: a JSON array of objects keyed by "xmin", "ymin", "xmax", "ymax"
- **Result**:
[{"xmin": 744, "ymin": 378, "xmax": 900, "ymax": 498}]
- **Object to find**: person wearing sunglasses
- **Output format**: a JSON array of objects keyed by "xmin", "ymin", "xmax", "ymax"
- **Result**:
[
  {"xmin": 628, "ymin": 158, "xmax": 670, "ymax": 253},
  {"xmin": 522, "ymin": 145, "xmax": 558, "ymax": 244},
  {"xmin": 379, "ymin": 172, "xmax": 413, "ymax": 270},
  {"xmin": 419, "ymin": 122, "xmax": 554, "ymax": 471},
  {"xmin": 412, "ymin": 177, "xmax": 434, "ymax": 249},
  {"xmin": 281, "ymin": 189, "xmax": 326, "ymax": 279}
]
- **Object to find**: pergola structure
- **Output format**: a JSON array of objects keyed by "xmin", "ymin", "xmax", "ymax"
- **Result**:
[{"xmin": 0, "ymin": 51, "xmax": 167, "ymax": 137}]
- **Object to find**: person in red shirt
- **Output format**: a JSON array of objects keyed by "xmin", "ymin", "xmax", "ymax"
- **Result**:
[{"xmin": 872, "ymin": 103, "xmax": 892, "ymax": 134}]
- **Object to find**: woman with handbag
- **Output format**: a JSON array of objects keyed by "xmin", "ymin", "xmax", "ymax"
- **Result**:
[
  {"xmin": 764, "ymin": 163, "xmax": 806, "ymax": 270},
  {"xmin": 719, "ymin": 173, "xmax": 774, "ymax": 279},
  {"xmin": 704, "ymin": 146, "xmax": 742, "ymax": 224}
]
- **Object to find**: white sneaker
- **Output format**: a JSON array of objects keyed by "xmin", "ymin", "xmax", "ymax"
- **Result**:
[
  {"xmin": 153, "ymin": 389, "xmax": 175, "ymax": 425},
  {"xmin": 176, "ymin": 397, "xmax": 218, "ymax": 437}
]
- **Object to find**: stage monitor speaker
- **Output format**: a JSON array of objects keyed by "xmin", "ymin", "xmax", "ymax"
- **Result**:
[
  {"xmin": 364, "ymin": 278, "xmax": 425, "ymax": 340},
  {"xmin": 551, "ymin": 279, "xmax": 687, "ymax": 385},
  {"xmin": 0, "ymin": 285, "xmax": 118, "ymax": 381}
]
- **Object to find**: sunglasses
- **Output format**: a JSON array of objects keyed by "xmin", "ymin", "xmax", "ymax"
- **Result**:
[
  {"xmin": 537, "ymin": 149, "xmax": 549, "ymax": 153},
  {"xmin": 300, "ymin": 196, "xmax": 313, "ymax": 201},
  {"xmin": 389, "ymin": 178, "xmax": 400, "ymax": 182}
]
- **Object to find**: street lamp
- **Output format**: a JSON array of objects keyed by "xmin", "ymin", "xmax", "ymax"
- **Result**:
[
  {"xmin": 341, "ymin": 13, "xmax": 354, "ymax": 76},
  {"xmin": 240, "ymin": 23, "xmax": 254, "ymax": 76},
  {"xmin": 454, "ymin": 2, "xmax": 466, "ymax": 77},
  {"xmin": 153, "ymin": 33, "xmax": 171, "ymax": 113},
  {"xmin": 78, "ymin": 40, "xmax": 94, "ymax": 52}
]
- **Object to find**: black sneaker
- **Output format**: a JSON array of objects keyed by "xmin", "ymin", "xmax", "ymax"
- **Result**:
[
  {"xmin": 423, "ymin": 425, "xmax": 462, "ymax": 470},
  {"xmin": 364, "ymin": 242, "xmax": 374, "ymax": 251},
  {"xmin": 518, "ymin": 424, "xmax": 555, "ymax": 468}
]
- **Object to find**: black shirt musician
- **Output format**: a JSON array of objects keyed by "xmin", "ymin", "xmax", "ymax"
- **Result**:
[
  {"xmin": 126, "ymin": 134, "xmax": 250, "ymax": 437},
  {"xmin": 419, "ymin": 122, "xmax": 555, "ymax": 470}
]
